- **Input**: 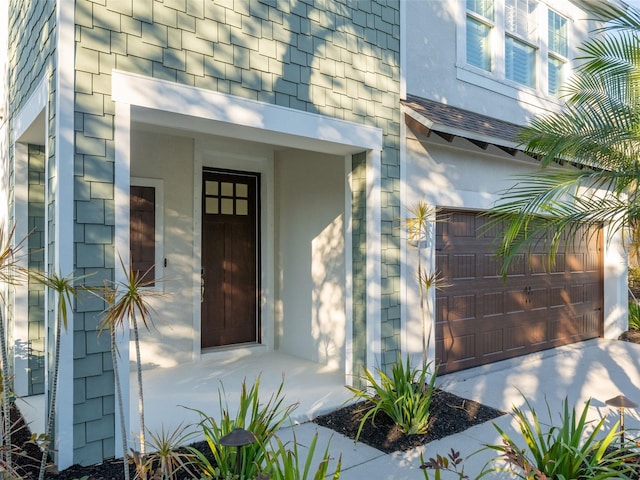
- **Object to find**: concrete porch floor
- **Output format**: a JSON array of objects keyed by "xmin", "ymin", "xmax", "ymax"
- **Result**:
[{"xmin": 130, "ymin": 347, "xmax": 353, "ymax": 449}]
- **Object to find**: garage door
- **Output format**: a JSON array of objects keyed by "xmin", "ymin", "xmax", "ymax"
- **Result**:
[{"xmin": 435, "ymin": 210, "xmax": 603, "ymax": 374}]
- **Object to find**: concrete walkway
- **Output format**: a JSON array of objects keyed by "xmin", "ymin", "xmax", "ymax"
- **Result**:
[{"xmin": 277, "ymin": 339, "xmax": 640, "ymax": 479}]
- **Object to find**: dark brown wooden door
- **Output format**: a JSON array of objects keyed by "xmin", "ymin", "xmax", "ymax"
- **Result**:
[
  {"xmin": 201, "ymin": 170, "xmax": 259, "ymax": 348},
  {"xmin": 435, "ymin": 210, "xmax": 603, "ymax": 374}
]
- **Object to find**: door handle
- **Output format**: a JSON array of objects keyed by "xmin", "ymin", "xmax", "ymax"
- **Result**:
[{"xmin": 201, "ymin": 268, "xmax": 205, "ymax": 303}]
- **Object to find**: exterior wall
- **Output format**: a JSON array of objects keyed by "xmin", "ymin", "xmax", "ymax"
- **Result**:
[
  {"xmin": 405, "ymin": 0, "xmax": 596, "ymax": 124},
  {"xmin": 7, "ymin": 0, "xmax": 61, "ymax": 456},
  {"xmin": 72, "ymin": 0, "xmax": 400, "ymax": 465},
  {"xmin": 275, "ymin": 150, "xmax": 345, "ymax": 370},
  {"xmin": 130, "ymin": 130, "xmax": 194, "ymax": 367}
]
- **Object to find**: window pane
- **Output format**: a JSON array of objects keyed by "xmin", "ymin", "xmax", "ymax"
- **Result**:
[
  {"xmin": 467, "ymin": 16, "xmax": 491, "ymax": 71},
  {"xmin": 506, "ymin": 36, "xmax": 535, "ymax": 87},
  {"xmin": 548, "ymin": 10, "xmax": 567, "ymax": 57},
  {"xmin": 221, "ymin": 182, "xmax": 234, "ymax": 196},
  {"xmin": 205, "ymin": 197, "xmax": 219, "ymax": 214},
  {"xmin": 236, "ymin": 199, "xmax": 248, "ymax": 215},
  {"xmin": 236, "ymin": 183, "xmax": 248, "ymax": 198},
  {"xmin": 205, "ymin": 181, "xmax": 218, "ymax": 195},
  {"xmin": 548, "ymin": 56, "xmax": 564, "ymax": 95},
  {"xmin": 467, "ymin": 0, "xmax": 494, "ymax": 20},
  {"xmin": 505, "ymin": 0, "xmax": 535, "ymax": 38},
  {"xmin": 221, "ymin": 198, "xmax": 234, "ymax": 215},
  {"xmin": 130, "ymin": 185, "xmax": 156, "ymax": 286}
]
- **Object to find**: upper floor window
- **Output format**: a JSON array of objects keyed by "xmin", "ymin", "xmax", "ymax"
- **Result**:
[
  {"xmin": 466, "ymin": 0, "xmax": 494, "ymax": 71},
  {"xmin": 548, "ymin": 9, "xmax": 568, "ymax": 96},
  {"xmin": 463, "ymin": 0, "xmax": 569, "ymax": 96},
  {"xmin": 504, "ymin": 0, "xmax": 536, "ymax": 88}
]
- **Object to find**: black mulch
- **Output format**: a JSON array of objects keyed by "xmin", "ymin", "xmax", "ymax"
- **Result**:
[{"xmin": 313, "ymin": 389, "xmax": 506, "ymax": 454}]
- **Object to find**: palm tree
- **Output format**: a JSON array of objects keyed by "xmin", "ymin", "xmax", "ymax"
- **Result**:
[
  {"xmin": 103, "ymin": 257, "xmax": 159, "ymax": 465},
  {"xmin": 30, "ymin": 271, "xmax": 79, "ymax": 480},
  {"xmin": 0, "ymin": 226, "xmax": 24, "ymax": 475},
  {"xmin": 490, "ymin": 1, "xmax": 640, "ymax": 271},
  {"xmin": 97, "ymin": 281, "xmax": 130, "ymax": 480}
]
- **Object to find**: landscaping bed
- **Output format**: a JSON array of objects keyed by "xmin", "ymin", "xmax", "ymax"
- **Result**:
[
  {"xmin": 11, "ymin": 331, "xmax": 640, "ymax": 479},
  {"xmin": 313, "ymin": 389, "xmax": 505, "ymax": 453}
]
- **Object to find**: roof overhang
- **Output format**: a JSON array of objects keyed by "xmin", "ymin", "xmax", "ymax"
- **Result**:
[{"xmin": 402, "ymin": 94, "xmax": 524, "ymax": 157}]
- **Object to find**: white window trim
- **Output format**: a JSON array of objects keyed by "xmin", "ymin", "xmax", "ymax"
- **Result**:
[
  {"xmin": 131, "ymin": 177, "xmax": 164, "ymax": 292},
  {"xmin": 457, "ymin": 0, "xmax": 572, "ymax": 103}
]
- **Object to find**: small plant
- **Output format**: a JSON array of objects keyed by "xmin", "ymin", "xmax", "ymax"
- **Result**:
[
  {"xmin": 629, "ymin": 301, "xmax": 640, "ymax": 330},
  {"xmin": 260, "ymin": 431, "xmax": 341, "ymax": 480},
  {"xmin": 133, "ymin": 423, "xmax": 196, "ymax": 480},
  {"xmin": 420, "ymin": 449, "xmax": 469, "ymax": 480},
  {"xmin": 347, "ymin": 355, "xmax": 437, "ymax": 439},
  {"xmin": 485, "ymin": 397, "xmax": 635, "ymax": 479},
  {"xmin": 186, "ymin": 376, "xmax": 297, "ymax": 479}
]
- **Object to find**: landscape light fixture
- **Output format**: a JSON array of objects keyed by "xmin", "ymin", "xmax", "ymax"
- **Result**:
[
  {"xmin": 605, "ymin": 394, "xmax": 639, "ymax": 444},
  {"xmin": 219, "ymin": 427, "xmax": 257, "ymax": 474}
]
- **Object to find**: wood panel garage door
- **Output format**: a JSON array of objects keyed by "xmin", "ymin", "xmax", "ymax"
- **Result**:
[{"xmin": 435, "ymin": 210, "xmax": 603, "ymax": 374}]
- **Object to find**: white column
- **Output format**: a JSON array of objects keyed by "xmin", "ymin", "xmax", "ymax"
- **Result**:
[{"xmin": 54, "ymin": 0, "xmax": 76, "ymax": 469}]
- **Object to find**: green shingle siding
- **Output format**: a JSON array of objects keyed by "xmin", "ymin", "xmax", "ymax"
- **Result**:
[
  {"xmin": 28, "ymin": 145, "xmax": 46, "ymax": 395},
  {"xmin": 44, "ymin": 0, "xmax": 401, "ymax": 465}
]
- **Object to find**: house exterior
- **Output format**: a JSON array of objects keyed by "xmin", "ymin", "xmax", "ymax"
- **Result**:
[
  {"xmin": 400, "ymin": 0, "xmax": 627, "ymax": 373},
  {"xmin": 1, "ymin": 0, "xmax": 401, "ymax": 469},
  {"xmin": 0, "ymin": 0, "xmax": 629, "ymax": 471}
]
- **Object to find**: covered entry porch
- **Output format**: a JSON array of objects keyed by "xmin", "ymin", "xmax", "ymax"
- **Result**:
[
  {"xmin": 17, "ymin": 349, "xmax": 351, "ymax": 450},
  {"xmin": 133, "ymin": 348, "xmax": 353, "ymax": 442},
  {"xmin": 111, "ymin": 71, "xmax": 383, "ymax": 455}
]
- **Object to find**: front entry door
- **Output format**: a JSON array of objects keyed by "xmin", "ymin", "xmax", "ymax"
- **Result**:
[{"xmin": 201, "ymin": 169, "xmax": 260, "ymax": 348}]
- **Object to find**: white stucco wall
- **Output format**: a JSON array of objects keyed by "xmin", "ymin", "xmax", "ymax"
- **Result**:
[
  {"xmin": 130, "ymin": 130, "xmax": 195, "ymax": 368},
  {"xmin": 404, "ymin": 0, "xmax": 595, "ymax": 125},
  {"xmin": 275, "ymin": 150, "xmax": 346, "ymax": 370},
  {"xmin": 403, "ymin": 132, "xmax": 628, "ymax": 363}
]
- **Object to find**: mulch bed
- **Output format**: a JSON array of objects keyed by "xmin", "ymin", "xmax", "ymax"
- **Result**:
[{"xmin": 313, "ymin": 389, "xmax": 505, "ymax": 453}]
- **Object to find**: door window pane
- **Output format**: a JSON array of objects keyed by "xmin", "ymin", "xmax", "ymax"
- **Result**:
[
  {"xmin": 221, "ymin": 198, "xmax": 234, "ymax": 215},
  {"xmin": 221, "ymin": 182, "xmax": 234, "ymax": 196},
  {"xmin": 205, "ymin": 197, "xmax": 218, "ymax": 214},
  {"xmin": 130, "ymin": 185, "xmax": 156, "ymax": 286},
  {"xmin": 205, "ymin": 181, "xmax": 218, "ymax": 195},
  {"xmin": 236, "ymin": 199, "xmax": 248, "ymax": 215},
  {"xmin": 236, "ymin": 183, "xmax": 248, "ymax": 198},
  {"xmin": 506, "ymin": 36, "xmax": 535, "ymax": 87},
  {"xmin": 467, "ymin": 16, "xmax": 492, "ymax": 71}
]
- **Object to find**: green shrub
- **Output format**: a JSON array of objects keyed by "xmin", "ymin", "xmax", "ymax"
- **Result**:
[
  {"xmin": 347, "ymin": 356, "xmax": 437, "ymax": 439},
  {"xmin": 260, "ymin": 432, "xmax": 341, "ymax": 480},
  {"xmin": 485, "ymin": 397, "xmax": 636, "ymax": 479},
  {"xmin": 133, "ymin": 423, "xmax": 196, "ymax": 480},
  {"xmin": 186, "ymin": 376, "xmax": 297, "ymax": 479},
  {"xmin": 629, "ymin": 301, "xmax": 640, "ymax": 330}
]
